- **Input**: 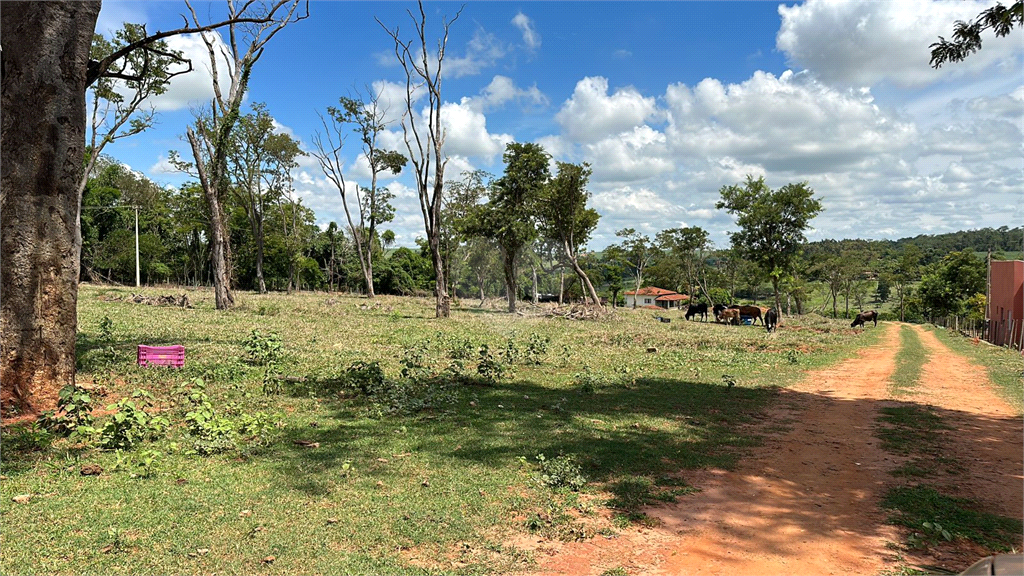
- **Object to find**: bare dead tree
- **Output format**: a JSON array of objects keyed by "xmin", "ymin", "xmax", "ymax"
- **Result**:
[
  {"xmin": 179, "ymin": 0, "xmax": 308, "ymax": 309},
  {"xmin": 378, "ymin": 1, "xmax": 463, "ymax": 318}
]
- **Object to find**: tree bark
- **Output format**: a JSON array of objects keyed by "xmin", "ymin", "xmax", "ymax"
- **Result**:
[
  {"xmin": 501, "ymin": 247, "xmax": 518, "ymax": 313},
  {"xmin": 1, "ymin": 1, "xmax": 101, "ymax": 414}
]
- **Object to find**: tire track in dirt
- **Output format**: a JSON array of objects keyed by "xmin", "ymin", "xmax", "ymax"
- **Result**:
[
  {"xmin": 529, "ymin": 324, "xmax": 907, "ymax": 576},
  {"xmin": 903, "ymin": 325, "xmax": 1022, "ymax": 525},
  {"xmin": 525, "ymin": 324, "xmax": 1023, "ymax": 576}
]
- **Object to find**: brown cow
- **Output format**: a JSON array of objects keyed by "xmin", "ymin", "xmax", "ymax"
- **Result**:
[
  {"xmin": 851, "ymin": 310, "xmax": 878, "ymax": 328},
  {"xmin": 728, "ymin": 304, "xmax": 763, "ymax": 325},
  {"xmin": 717, "ymin": 308, "xmax": 741, "ymax": 325}
]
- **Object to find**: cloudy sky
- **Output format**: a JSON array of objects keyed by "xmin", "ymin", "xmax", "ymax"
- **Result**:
[{"xmin": 96, "ymin": 0, "xmax": 1023, "ymax": 249}]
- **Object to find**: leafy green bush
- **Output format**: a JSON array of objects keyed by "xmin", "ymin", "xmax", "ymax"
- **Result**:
[
  {"xmin": 242, "ymin": 330, "xmax": 283, "ymax": 366},
  {"xmin": 525, "ymin": 332, "xmax": 549, "ymax": 365},
  {"xmin": 536, "ymin": 453, "xmax": 587, "ymax": 491},
  {"xmin": 344, "ymin": 361, "xmax": 387, "ymax": 395},
  {"xmin": 40, "ymin": 384, "xmax": 96, "ymax": 437},
  {"xmin": 183, "ymin": 382, "xmax": 236, "ymax": 455},
  {"xmin": 96, "ymin": 390, "xmax": 168, "ymax": 451},
  {"xmin": 477, "ymin": 345, "xmax": 511, "ymax": 383}
]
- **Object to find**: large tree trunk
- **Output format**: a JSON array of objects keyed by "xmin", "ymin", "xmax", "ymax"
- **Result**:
[
  {"xmin": 501, "ymin": 247, "xmax": 517, "ymax": 313},
  {"xmin": 1, "ymin": 1, "xmax": 100, "ymax": 414},
  {"xmin": 255, "ymin": 218, "xmax": 267, "ymax": 294},
  {"xmin": 428, "ymin": 232, "xmax": 450, "ymax": 318}
]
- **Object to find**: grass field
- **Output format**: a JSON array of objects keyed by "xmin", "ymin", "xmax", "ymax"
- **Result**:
[{"xmin": 1, "ymin": 285, "xmax": 880, "ymax": 575}]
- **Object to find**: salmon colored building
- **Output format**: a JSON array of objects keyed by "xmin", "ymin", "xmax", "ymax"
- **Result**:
[{"xmin": 987, "ymin": 260, "xmax": 1023, "ymax": 348}]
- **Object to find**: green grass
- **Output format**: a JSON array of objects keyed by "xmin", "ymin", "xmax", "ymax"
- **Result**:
[
  {"xmin": 889, "ymin": 326, "xmax": 929, "ymax": 396},
  {"xmin": 0, "ymin": 285, "xmax": 878, "ymax": 575},
  {"xmin": 881, "ymin": 486, "xmax": 1022, "ymax": 552},
  {"xmin": 923, "ymin": 326, "xmax": 1023, "ymax": 415}
]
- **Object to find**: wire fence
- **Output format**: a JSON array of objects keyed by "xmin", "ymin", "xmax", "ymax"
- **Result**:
[{"xmin": 929, "ymin": 316, "xmax": 1023, "ymax": 352}]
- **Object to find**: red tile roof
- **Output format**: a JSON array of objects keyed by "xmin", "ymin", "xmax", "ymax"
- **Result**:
[
  {"xmin": 656, "ymin": 293, "xmax": 688, "ymax": 301},
  {"xmin": 624, "ymin": 286, "xmax": 677, "ymax": 296}
]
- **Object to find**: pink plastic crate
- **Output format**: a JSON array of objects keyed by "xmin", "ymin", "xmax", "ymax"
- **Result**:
[{"xmin": 137, "ymin": 345, "xmax": 185, "ymax": 368}]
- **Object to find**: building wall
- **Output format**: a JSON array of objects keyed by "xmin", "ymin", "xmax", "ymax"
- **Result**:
[{"xmin": 988, "ymin": 260, "xmax": 1023, "ymax": 347}]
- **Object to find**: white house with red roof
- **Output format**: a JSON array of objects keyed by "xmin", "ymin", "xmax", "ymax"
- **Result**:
[{"xmin": 623, "ymin": 286, "xmax": 689, "ymax": 310}]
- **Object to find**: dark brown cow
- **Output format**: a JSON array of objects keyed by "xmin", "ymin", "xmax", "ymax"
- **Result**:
[
  {"xmin": 685, "ymin": 302, "xmax": 709, "ymax": 321},
  {"xmin": 717, "ymin": 308, "xmax": 741, "ymax": 325},
  {"xmin": 851, "ymin": 310, "xmax": 878, "ymax": 328},
  {"xmin": 728, "ymin": 304, "xmax": 763, "ymax": 325}
]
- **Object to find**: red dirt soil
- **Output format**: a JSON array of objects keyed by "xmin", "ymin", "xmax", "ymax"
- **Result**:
[{"xmin": 523, "ymin": 323, "xmax": 1023, "ymax": 576}]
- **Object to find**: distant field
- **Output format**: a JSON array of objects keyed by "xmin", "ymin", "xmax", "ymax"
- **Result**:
[{"xmin": 1, "ymin": 285, "xmax": 880, "ymax": 575}]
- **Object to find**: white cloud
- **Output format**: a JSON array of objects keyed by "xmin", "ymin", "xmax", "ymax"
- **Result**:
[
  {"xmin": 777, "ymin": 0, "xmax": 1024, "ymax": 88},
  {"xmin": 584, "ymin": 126, "xmax": 674, "ymax": 183},
  {"xmin": 663, "ymin": 70, "xmax": 918, "ymax": 174},
  {"xmin": 466, "ymin": 75, "xmax": 549, "ymax": 112},
  {"xmin": 445, "ymin": 27, "xmax": 507, "ymax": 78},
  {"xmin": 511, "ymin": 12, "xmax": 541, "ymax": 51},
  {"xmin": 555, "ymin": 76, "xmax": 659, "ymax": 142},
  {"xmin": 129, "ymin": 32, "xmax": 234, "ymax": 112},
  {"xmin": 148, "ymin": 155, "xmax": 177, "ymax": 175},
  {"xmin": 438, "ymin": 101, "xmax": 514, "ymax": 159},
  {"xmin": 371, "ymin": 79, "xmax": 426, "ymax": 126}
]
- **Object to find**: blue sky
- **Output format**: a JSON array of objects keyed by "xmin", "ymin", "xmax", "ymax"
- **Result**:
[{"xmin": 95, "ymin": 1, "xmax": 1024, "ymax": 250}]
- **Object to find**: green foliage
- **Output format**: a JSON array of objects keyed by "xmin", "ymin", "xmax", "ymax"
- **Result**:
[
  {"xmin": 182, "ymin": 382, "xmax": 236, "ymax": 455},
  {"xmin": 40, "ymin": 384, "xmax": 96, "ymax": 437},
  {"xmin": 525, "ymin": 332, "xmax": 550, "ymax": 365},
  {"xmin": 242, "ymin": 329, "xmax": 283, "ymax": 366},
  {"xmin": 535, "ymin": 453, "xmax": 587, "ymax": 491},
  {"xmin": 113, "ymin": 449, "xmax": 164, "ymax": 479},
  {"xmin": 476, "ymin": 344, "xmax": 510, "ymax": 383},
  {"xmin": 98, "ymin": 316, "xmax": 115, "ymax": 341},
  {"xmin": 97, "ymin": 390, "xmax": 168, "ymax": 451},
  {"xmin": 881, "ymin": 485, "xmax": 1021, "ymax": 551},
  {"xmin": 930, "ymin": 0, "xmax": 1023, "ymax": 68},
  {"xmin": 911, "ymin": 250, "xmax": 985, "ymax": 317},
  {"xmin": 716, "ymin": 175, "xmax": 823, "ymax": 309}
]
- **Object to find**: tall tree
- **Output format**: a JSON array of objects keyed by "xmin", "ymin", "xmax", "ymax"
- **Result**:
[
  {"xmin": 931, "ymin": 1, "xmax": 1023, "ymax": 67},
  {"xmin": 1, "ymin": 1, "xmax": 308, "ymax": 412},
  {"xmin": 475, "ymin": 142, "xmax": 551, "ymax": 313},
  {"xmin": 378, "ymin": 1, "xmax": 462, "ymax": 318},
  {"xmin": 538, "ymin": 162, "xmax": 602, "ymax": 306},
  {"xmin": 881, "ymin": 245, "xmax": 922, "ymax": 322},
  {"xmin": 228, "ymin": 102, "xmax": 304, "ymax": 293},
  {"xmin": 178, "ymin": 0, "xmax": 307, "ymax": 309},
  {"xmin": 311, "ymin": 93, "xmax": 405, "ymax": 297},
  {"xmin": 716, "ymin": 175, "xmax": 823, "ymax": 314},
  {"xmin": 612, "ymin": 228, "xmax": 656, "ymax": 309},
  {"xmin": 656, "ymin": 226, "xmax": 712, "ymax": 303}
]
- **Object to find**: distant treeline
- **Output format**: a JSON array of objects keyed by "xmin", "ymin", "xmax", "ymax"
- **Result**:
[{"xmin": 807, "ymin": 227, "xmax": 1023, "ymax": 266}]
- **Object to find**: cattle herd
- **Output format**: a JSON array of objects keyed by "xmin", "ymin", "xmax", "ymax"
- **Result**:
[{"xmin": 680, "ymin": 303, "xmax": 879, "ymax": 334}]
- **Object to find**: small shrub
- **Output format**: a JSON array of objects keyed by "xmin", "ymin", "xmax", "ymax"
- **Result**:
[
  {"xmin": 242, "ymin": 330, "xmax": 283, "ymax": 366},
  {"xmin": 400, "ymin": 341, "xmax": 432, "ymax": 380},
  {"xmin": 525, "ymin": 332, "xmax": 549, "ymax": 365},
  {"xmin": 477, "ymin": 345, "xmax": 511, "ymax": 383},
  {"xmin": 345, "ymin": 361, "xmax": 387, "ymax": 395},
  {"xmin": 113, "ymin": 449, "xmax": 164, "ymax": 478},
  {"xmin": 536, "ymin": 453, "xmax": 587, "ymax": 491},
  {"xmin": 98, "ymin": 316, "xmax": 114, "ymax": 341},
  {"xmin": 40, "ymin": 384, "xmax": 96, "ymax": 437},
  {"xmin": 183, "ymin": 385, "xmax": 236, "ymax": 455},
  {"xmin": 573, "ymin": 368, "xmax": 607, "ymax": 395},
  {"xmin": 97, "ymin": 390, "xmax": 167, "ymax": 451}
]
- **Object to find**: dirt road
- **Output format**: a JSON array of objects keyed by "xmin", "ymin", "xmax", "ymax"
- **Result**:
[{"xmin": 528, "ymin": 323, "xmax": 1023, "ymax": 575}]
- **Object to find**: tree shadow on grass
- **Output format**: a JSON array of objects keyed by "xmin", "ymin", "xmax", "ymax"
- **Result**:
[{"xmin": 259, "ymin": 374, "xmax": 1023, "ymax": 569}]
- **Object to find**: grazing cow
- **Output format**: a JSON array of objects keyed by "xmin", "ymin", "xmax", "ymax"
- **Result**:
[
  {"xmin": 851, "ymin": 310, "xmax": 878, "ymax": 328},
  {"xmin": 685, "ymin": 302, "xmax": 709, "ymax": 322},
  {"xmin": 717, "ymin": 308, "xmax": 741, "ymax": 325},
  {"xmin": 728, "ymin": 304, "xmax": 763, "ymax": 325},
  {"xmin": 764, "ymin": 308, "xmax": 779, "ymax": 333}
]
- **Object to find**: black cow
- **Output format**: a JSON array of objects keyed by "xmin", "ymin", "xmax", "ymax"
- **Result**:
[
  {"xmin": 685, "ymin": 302, "xmax": 709, "ymax": 322},
  {"xmin": 712, "ymin": 303, "xmax": 729, "ymax": 320},
  {"xmin": 851, "ymin": 310, "xmax": 878, "ymax": 328},
  {"xmin": 765, "ymin": 308, "xmax": 779, "ymax": 333}
]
